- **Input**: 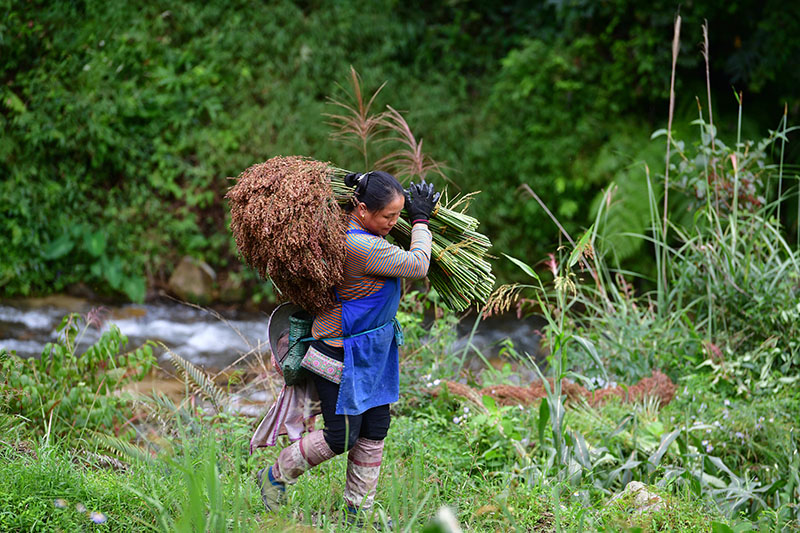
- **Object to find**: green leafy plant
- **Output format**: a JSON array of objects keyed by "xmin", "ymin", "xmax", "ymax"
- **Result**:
[{"xmin": 0, "ymin": 311, "xmax": 155, "ymax": 439}]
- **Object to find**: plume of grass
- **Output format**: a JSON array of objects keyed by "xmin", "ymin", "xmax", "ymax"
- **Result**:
[
  {"xmin": 702, "ymin": 20, "xmax": 722, "ymax": 214},
  {"xmin": 319, "ymin": 67, "xmax": 496, "ymax": 311},
  {"xmin": 162, "ymin": 343, "xmax": 229, "ymax": 412},
  {"xmin": 701, "ymin": 21, "xmax": 716, "ymax": 154},
  {"xmin": 660, "ymin": 14, "xmax": 681, "ymax": 311},
  {"xmin": 777, "ymin": 102, "xmax": 788, "ymax": 228},
  {"xmin": 375, "ymin": 105, "xmax": 450, "ymax": 184},
  {"xmin": 134, "ymin": 390, "xmax": 201, "ymax": 433},
  {"xmin": 325, "ymin": 66, "xmax": 386, "ymax": 168}
]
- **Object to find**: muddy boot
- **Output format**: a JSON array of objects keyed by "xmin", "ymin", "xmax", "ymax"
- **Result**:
[{"xmin": 256, "ymin": 466, "xmax": 285, "ymax": 512}]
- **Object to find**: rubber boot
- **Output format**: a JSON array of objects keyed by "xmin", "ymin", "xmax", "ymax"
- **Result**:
[{"xmin": 256, "ymin": 466, "xmax": 285, "ymax": 512}]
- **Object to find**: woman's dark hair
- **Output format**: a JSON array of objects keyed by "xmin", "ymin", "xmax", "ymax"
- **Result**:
[{"xmin": 343, "ymin": 171, "xmax": 404, "ymax": 212}]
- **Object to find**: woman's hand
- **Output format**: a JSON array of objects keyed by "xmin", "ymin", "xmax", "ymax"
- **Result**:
[{"xmin": 404, "ymin": 182, "xmax": 441, "ymax": 224}]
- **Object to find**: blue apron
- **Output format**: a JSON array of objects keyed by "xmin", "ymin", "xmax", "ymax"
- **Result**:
[{"xmin": 335, "ymin": 229, "xmax": 403, "ymax": 415}]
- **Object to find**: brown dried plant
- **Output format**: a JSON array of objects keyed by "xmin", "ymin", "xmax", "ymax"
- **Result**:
[
  {"xmin": 324, "ymin": 66, "xmax": 386, "ymax": 169},
  {"xmin": 225, "ymin": 156, "xmax": 348, "ymax": 314},
  {"xmin": 434, "ymin": 371, "xmax": 676, "ymax": 410}
]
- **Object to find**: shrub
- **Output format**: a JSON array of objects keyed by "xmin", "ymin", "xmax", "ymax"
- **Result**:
[{"xmin": 0, "ymin": 312, "xmax": 155, "ymax": 438}]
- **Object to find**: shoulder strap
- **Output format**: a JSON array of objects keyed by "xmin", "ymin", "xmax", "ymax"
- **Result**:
[{"xmin": 346, "ymin": 229, "xmax": 378, "ymax": 237}]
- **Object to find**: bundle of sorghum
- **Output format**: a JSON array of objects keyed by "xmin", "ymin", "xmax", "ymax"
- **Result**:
[
  {"xmin": 226, "ymin": 156, "xmax": 347, "ymax": 315},
  {"xmin": 227, "ymin": 156, "xmax": 495, "ymax": 313}
]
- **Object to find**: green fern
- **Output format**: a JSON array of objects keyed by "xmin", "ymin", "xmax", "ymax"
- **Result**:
[
  {"xmin": 161, "ymin": 343, "xmax": 229, "ymax": 412},
  {"xmin": 91, "ymin": 432, "xmax": 155, "ymax": 464}
]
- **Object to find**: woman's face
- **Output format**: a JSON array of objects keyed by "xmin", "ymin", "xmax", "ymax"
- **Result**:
[{"xmin": 357, "ymin": 194, "xmax": 405, "ymax": 236}]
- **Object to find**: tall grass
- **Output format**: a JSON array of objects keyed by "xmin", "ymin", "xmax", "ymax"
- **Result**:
[
  {"xmin": 660, "ymin": 14, "xmax": 681, "ymax": 311},
  {"xmin": 483, "ymin": 17, "xmax": 800, "ymax": 528}
]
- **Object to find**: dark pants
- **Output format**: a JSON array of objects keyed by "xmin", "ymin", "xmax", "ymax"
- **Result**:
[{"xmin": 311, "ymin": 341, "xmax": 391, "ymax": 455}]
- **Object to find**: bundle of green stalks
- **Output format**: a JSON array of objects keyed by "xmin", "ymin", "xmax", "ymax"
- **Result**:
[{"xmin": 329, "ymin": 168, "xmax": 494, "ymax": 312}]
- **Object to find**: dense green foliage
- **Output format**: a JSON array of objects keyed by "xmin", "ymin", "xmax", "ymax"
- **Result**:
[{"xmin": 2, "ymin": 0, "xmax": 798, "ymax": 301}]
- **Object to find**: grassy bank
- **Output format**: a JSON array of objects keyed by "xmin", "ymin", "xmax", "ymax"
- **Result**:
[
  {"xmin": 0, "ymin": 400, "xmax": 726, "ymax": 532},
  {"xmin": 1, "ymin": 290, "xmax": 791, "ymax": 531}
]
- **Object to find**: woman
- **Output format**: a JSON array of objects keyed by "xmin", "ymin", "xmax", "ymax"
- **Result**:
[{"xmin": 254, "ymin": 170, "xmax": 439, "ymax": 524}]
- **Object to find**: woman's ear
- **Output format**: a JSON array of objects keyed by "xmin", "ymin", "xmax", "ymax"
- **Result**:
[{"xmin": 357, "ymin": 202, "xmax": 367, "ymax": 218}]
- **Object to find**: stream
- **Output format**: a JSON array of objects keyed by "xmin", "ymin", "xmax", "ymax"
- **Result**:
[{"xmin": 0, "ymin": 295, "xmax": 544, "ymax": 412}]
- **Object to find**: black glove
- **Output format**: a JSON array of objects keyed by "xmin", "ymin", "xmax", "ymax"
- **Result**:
[{"xmin": 404, "ymin": 182, "xmax": 441, "ymax": 224}]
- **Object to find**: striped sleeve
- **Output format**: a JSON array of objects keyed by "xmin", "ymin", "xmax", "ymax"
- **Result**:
[{"xmin": 362, "ymin": 223, "xmax": 432, "ymax": 279}]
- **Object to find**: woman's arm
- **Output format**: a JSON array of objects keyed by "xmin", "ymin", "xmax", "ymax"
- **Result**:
[{"xmin": 362, "ymin": 223, "xmax": 432, "ymax": 279}]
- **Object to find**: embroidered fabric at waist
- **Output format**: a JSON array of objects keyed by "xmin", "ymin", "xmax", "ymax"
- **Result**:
[{"xmin": 301, "ymin": 346, "xmax": 343, "ymax": 384}]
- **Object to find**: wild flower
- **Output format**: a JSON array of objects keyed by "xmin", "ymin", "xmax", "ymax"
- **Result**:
[
  {"xmin": 545, "ymin": 253, "xmax": 558, "ymax": 277},
  {"xmin": 89, "ymin": 511, "xmax": 107, "ymax": 524},
  {"xmin": 86, "ymin": 306, "xmax": 109, "ymax": 329},
  {"xmin": 724, "ymin": 399, "xmax": 731, "ymax": 406},
  {"xmin": 54, "ymin": 499, "xmax": 68, "ymax": 509},
  {"xmin": 76, "ymin": 503, "xmax": 86, "ymax": 513}
]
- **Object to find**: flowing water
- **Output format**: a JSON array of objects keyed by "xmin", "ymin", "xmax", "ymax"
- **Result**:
[
  {"xmin": 0, "ymin": 295, "xmax": 545, "ymax": 407},
  {"xmin": 1, "ymin": 296, "xmax": 543, "ymax": 366}
]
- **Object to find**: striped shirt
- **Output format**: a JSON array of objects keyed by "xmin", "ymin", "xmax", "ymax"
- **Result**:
[{"xmin": 311, "ymin": 214, "xmax": 432, "ymax": 347}]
